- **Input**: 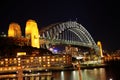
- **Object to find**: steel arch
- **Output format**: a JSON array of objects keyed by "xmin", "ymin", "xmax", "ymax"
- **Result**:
[{"xmin": 39, "ymin": 21, "xmax": 99, "ymax": 52}]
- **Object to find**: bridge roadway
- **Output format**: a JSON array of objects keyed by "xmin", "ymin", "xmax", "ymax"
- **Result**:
[{"xmin": 40, "ymin": 38, "xmax": 98, "ymax": 48}]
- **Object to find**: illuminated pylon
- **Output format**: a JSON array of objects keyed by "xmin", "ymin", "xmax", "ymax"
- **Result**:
[
  {"xmin": 97, "ymin": 41, "xmax": 104, "ymax": 57},
  {"xmin": 25, "ymin": 19, "xmax": 40, "ymax": 48},
  {"xmin": 8, "ymin": 22, "xmax": 22, "ymax": 37}
]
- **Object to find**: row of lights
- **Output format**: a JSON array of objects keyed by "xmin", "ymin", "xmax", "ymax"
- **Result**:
[
  {"xmin": 0, "ymin": 55, "xmax": 71, "ymax": 68},
  {"xmin": 0, "ymin": 66, "xmax": 18, "ymax": 71}
]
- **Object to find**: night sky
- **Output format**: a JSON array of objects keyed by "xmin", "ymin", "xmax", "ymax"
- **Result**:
[{"xmin": 0, "ymin": 0, "xmax": 118, "ymax": 51}]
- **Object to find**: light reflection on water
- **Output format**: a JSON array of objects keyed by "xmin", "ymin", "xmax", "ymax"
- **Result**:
[
  {"xmin": 1, "ymin": 68, "xmax": 115, "ymax": 80},
  {"xmin": 81, "ymin": 68, "xmax": 106, "ymax": 80},
  {"xmin": 53, "ymin": 68, "xmax": 107, "ymax": 80}
]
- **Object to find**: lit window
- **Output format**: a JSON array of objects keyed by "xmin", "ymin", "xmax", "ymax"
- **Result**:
[
  {"xmin": 14, "ymin": 58, "xmax": 17, "ymax": 61},
  {"xmin": 14, "ymin": 61, "xmax": 17, "ymax": 64},
  {"xmin": 5, "ymin": 58, "xmax": 8, "ymax": 61},
  {"xmin": 48, "ymin": 64, "xmax": 51, "ymax": 67},
  {"xmin": 39, "ymin": 60, "xmax": 41, "ymax": 62},
  {"xmin": 63, "ymin": 56, "xmax": 65, "ymax": 57},
  {"xmin": 30, "ymin": 57, "xmax": 34, "ymax": 60},
  {"xmin": 47, "ymin": 62, "xmax": 50, "ymax": 64},
  {"xmin": 43, "ymin": 65, "xmax": 46, "ymax": 67},
  {"xmin": 4, "ymin": 67, "xmax": 7, "ymax": 70},
  {"xmin": 31, "ymin": 60, "xmax": 33, "ymax": 62},
  {"xmin": 47, "ymin": 59, "xmax": 50, "ymax": 61},
  {"xmin": 18, "ymin": 58, "xmax": 21, "ymax": 60},
  {"xmin": 56, "ymin": 58, "xmax": 58, "ymax": 61},
  {"xmin": 39, "ymin": 57, "xmax": 41, "ymax": 59},
  {"xmin": 43, "ymin": 56, "xmax": 46, "ymax": 59},
  {"xmin": 43, "ymin": 59, "xmax": 46, "ymax": 61},
  {"xmin": 13, "ymin": 67, "xmax": 16, "ymax": 70},
  {"xmin": 59, "ymin": 58, "xmax": 62, "ymax": 61},
  {"xmin": 18, "ymin": 63, "xmax": 20, "ymax": 66},
  {"xmin": 0, "ymin": 68, "xmax": 2, "ymax": 71},
  {"xmin": 47, "ymin": 56, "xmax": 50, "ymax": 58},
  {"xmin": 26, "ymin": 60, "xmax": 29, "ymax": 63},
  {"xmin": 51, "ymin": 59, "xmax": 54, "ymax": 61},
  {"xmin": 0, "ymin": 61, "xmax": 4, "ymax": 65},
  {"xmin": 8, "ymin": 67, "xmax": 12, "ymax": 70}
]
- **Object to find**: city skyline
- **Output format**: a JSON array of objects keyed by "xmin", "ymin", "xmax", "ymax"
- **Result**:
[{"xmin": 0, "ymin": 0, "xmax": 118, "ymax": 51}]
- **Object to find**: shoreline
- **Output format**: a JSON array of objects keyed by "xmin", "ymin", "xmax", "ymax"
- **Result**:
[
  {"xmin": 48, "ymin": 63, "xmax": 107, "ymax": 71},
  {"xmin": 0, "ymin": 63, "xmax": 109, "ymax": 74}
]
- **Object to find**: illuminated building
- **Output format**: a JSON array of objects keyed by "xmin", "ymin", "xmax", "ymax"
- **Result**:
[
  {"xmin": 25, "ymin": 19, "xmax": 40, "ymax": 48},
  {"xmin": 0, "ymin": 54, "xmax": 72, "ymax": 79},
  {"xmin": 0, "ymin": 54, "xmax": 72, "ymax": 72},
  {"xmin": 8, "ymin": 22, "xmax": 22, "ymax": 37},
  {"xmin": 65, "ymin": 46, "xmax": 79, "ymax": 56}
]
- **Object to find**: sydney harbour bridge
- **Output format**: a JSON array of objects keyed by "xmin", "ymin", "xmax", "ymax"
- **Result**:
[
  {"xmin": 0, "ymin": 19, "xmax": 103, "ymax": 79},
  {"xmin": 7, "ymin": 19, "xmax": 100, "ymax": 55}
]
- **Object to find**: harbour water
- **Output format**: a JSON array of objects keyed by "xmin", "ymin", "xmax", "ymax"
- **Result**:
[
  {"xmin": 52, "ymin": 66, "xmax": 119, "ymax": 80},
  {"xmin": 53, "ymin": 68, "xmax": 107, "ymax": 80},
  {"xmin": 1, "ymin": 66, "xmax": 119, "ymax": 80}
]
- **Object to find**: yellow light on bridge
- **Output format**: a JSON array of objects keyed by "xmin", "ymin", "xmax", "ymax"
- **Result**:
[
  {"xmin": 97, "ymin": 41, "xmax": 104, "ymax": 57},
  {"xmin": 8, "ymin": 22, "xmax": 22, "ymax": 37},
  {"xmin": 25, "ymin": 19, "xmax": 40, "ymax": 48}
]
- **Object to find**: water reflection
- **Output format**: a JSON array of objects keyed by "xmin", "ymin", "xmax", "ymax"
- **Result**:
[
  {"xmin": 53, "ymin": 70, "xmax": 80, "ymax": 80},
  {"xmin": 53, "ymin": 68, "xmax": 107, "ymax": 80},
  {"xmin": 81, "ymin": 68, "xmax": 106, "ymax": 80},
  {"xmin": 1, "ymin": 68, "xmax": 116, "ymax": 80}
]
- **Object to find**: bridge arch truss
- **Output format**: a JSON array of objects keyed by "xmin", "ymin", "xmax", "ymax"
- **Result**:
[{"xmin": 39, "ymin": 21, "xmax": 99, "ymax": 53}]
